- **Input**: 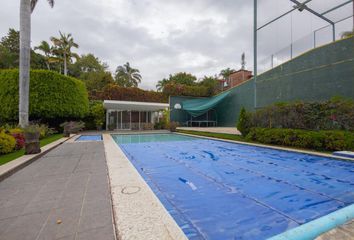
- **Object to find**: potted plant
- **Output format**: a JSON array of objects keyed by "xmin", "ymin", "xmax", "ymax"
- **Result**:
[
  {"xmin": 60, "ymin": 121, "xmax": 85, "ymax": 137},
  {"xmin": 169, "ymin": 121, "xmax": 179, "ymax": 132},
  {"xmin": 24, "ymin": 124, "xmax": 41, "ymax": 154}
]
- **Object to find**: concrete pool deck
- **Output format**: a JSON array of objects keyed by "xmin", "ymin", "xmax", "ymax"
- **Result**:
[{"xmin": 0, "ymin": 140, "xmax": 115, "ymax": 240}]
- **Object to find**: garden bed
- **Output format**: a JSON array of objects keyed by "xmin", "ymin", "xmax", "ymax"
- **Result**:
[{"xmin": 0, "ymin": 133, "xmax": 62, "ymax": 166}]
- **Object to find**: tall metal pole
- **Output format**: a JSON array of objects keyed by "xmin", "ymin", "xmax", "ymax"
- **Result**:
[{"xmin": 254, "ymin": 0, "xmax": 257, "ymax": 109}]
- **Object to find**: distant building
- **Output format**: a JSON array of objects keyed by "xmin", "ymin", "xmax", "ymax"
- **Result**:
[
  {"xmin": 218, "ymin": 69, "xmax": 253, "ymax": 91},
  {"xmin": 227, "ymin": 69, "xmax": 253, "ymax": 88}
]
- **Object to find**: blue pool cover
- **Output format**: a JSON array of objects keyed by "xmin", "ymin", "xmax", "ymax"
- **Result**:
[
  {"xmin": 112, "ymin": 134, "xmax": 354, "ymax": 240},
  {"xmin": 76, "ymin": 135, "xmax": 102, "ymax": 141}
]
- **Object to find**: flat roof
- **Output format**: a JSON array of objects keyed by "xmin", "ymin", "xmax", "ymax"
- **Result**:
[{"xmin": 103, "ymin": 100, "xmax": 169, "ymax": 111}]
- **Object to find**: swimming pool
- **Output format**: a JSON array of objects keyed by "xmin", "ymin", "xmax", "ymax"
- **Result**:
[
  {"xmin": 76, "ymin": 135, "xmax": 102, "ymax": 141},
  {"xmin": 112, "ymin": 133, "xmax": 354, "ymax": 239}
]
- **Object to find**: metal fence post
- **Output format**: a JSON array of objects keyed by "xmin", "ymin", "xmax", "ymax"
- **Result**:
[{"xmin": 254, "ymin": 0, "xmax": 257, "ymax": 109}]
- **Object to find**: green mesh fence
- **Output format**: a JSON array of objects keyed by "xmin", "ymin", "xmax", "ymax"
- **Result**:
[{"xmin": 170, "ymin": 37, "xmax": 354, "ymax": 127}]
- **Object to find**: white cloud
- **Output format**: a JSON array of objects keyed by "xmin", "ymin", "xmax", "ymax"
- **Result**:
[{"xmin": 0, "ymin": 0, "xmax": 352, "ymax": 90}]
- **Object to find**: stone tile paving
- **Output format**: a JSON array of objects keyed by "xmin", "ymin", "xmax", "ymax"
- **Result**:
[
  {"xmin": 0, "ymin": 142, "xmax": 115, "ymax": 240},
  {"xmin": 316, "ymin": 220, "xmax": 354, "ymax": 240}
]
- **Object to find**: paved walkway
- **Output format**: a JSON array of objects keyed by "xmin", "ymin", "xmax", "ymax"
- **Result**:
[
  {"xmin": 0, "ymin": 141, "xmax": 115, "ymax": 240},
  {"xmin": 177, "ymin": 127, "xmax": 241, "ymax": 135},
  {"xmin": 316, "ymin": 220, "xmax": 354, "ymax": 240}
]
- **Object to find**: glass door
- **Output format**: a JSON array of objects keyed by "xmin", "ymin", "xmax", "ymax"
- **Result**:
[
  {"xmin": 121, "ymin": 111, "xmax": 131, "ymax": 130},
  {"xmin": 117, "ymin": 110, "xmax": 122, "ymax": 129}
]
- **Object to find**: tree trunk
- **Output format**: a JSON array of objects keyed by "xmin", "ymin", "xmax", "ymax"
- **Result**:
[
  {"xmin": 46, "ymin": 62, "xmax": 50, "ymax": 70},
  {"xmin": 19, "ymin": 0, "xmax": 31, "ymax": 127},
  {"xmin": 63, "ymin": 53, "xmax": 67, "ymax": 75}
]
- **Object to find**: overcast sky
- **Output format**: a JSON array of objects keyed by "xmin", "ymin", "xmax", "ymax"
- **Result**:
[{"xmin": 1, "ymin": 0, "xmax": 352, "ymax": 89}]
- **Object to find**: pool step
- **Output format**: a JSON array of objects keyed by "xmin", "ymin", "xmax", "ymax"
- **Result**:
[{"xmin": 332, "ymin": 151, "xmax": 354, "ymax": 159}]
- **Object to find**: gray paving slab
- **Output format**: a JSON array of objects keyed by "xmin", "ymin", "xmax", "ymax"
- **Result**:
[{"xmin": 0, "ymin": 141, "xmax": 115, "ymax": 240}]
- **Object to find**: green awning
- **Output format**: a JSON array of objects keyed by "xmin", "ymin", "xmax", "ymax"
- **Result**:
[{"xmin": 182, "ymin": 91, "xmax": 230, "ymax": 117}]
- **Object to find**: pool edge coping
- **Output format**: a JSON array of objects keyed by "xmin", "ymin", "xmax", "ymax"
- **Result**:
[
  {"xmin": 176, "ymin": 132, "xmax": 354, "ymax": 162},
  {"xmin": 268, "ymin": 203, "xmax": 354, "ymax": 240},
  {"xmin": 102, "ymin": 133, "xmax": 188, "ymax": 240}
]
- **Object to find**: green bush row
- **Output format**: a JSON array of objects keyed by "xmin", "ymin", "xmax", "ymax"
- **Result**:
[
  {"xmin": 246, "ymin": 128, "xmax": 354, "ymax": 151},
  {"xmin": 163, "ymin": 83, "xmax": 211, "ymax": 97},
  {"xmin": 0, "ymin": 69, "xmax": 89, "ymax": 123},
  {"xmin": 248, "ymin": 98, "xmax": 354, "ymax": 131}
]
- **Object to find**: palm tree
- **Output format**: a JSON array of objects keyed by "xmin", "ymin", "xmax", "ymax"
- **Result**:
[
  {"xmin": 34, "ymin": 40, "xmax": 57, "ymax": 70},
  {"xmin": 219, "ymin": 67, "xmax": 235, "ymax": 87},
  {"xmin": 114, "ymin": 62, "xmax": 142, "ymax": 87},
  {"xmin": 19, "ymin": 0, "xmax": 54, "ymax": 127},
  {"xmin": 219, "ymin": 68, "xmax": 235, "ymax": 79},
  {"xmin": 50, "ymin": 32, "xmax": 79, "ymax": 75},
  {"xmin": 156, "ymin": 78, "xmax": 169, "ymax": 92}
]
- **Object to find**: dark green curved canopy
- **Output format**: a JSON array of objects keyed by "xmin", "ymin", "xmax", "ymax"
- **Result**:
[{"xmin": 182, "ymin": 91, "xmax": 230, "ymax": 117}]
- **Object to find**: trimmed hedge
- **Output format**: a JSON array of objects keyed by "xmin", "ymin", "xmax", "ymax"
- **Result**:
[
  {"xmin": 246, "ymin": 128, "xmax": 354, "ymax": 151},
  {"xmin": 90, "ymin": 84, "xmax": 168, "ymax": 103},
  {"xmin": 0, "ymin": 69, "xmax": 89, "ymax": 123},
  {"xmin": 248, "ymin": 98, "xmax": 354, "ymax": 131},
  {"xmin": 163, "ymin": 83, "xmax": 211, "ymax": 97}
]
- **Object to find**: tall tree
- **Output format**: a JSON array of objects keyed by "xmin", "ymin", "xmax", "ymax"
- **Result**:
[
  {"xmin": 19, "ymin": 0, "xmax": 54, "ymax": 127},
  {"xmin": 168, "ymin": 72, "xmax": 197, "ymax": 85},
  {"xmin": 0, "ymin": 28, "xmax": 20, "ymax": 68},
  {"xmin": 50, "ymin": 31, "xmax": 79, "ymax": 75},
  {"xmin": 0, "ymin": 28, "xmax": 46, "ymax": 69},
  {"xmin": 156, "ymin": 72, "xmax": 197, "ymax": 91},
  {"xmin": 70, "ymin": 53, "xmax": 113, "ymax": 93},
  {"xmin": 199, "ymin": 76, "xmax": 219, "ymax": 95},
  {"xmin": 69, "ymin": 53, "xmax": 106, "ymax": 78},
  {"xmin": 114, "ymin": 62, "xmax": 142, "ymax": 87}
]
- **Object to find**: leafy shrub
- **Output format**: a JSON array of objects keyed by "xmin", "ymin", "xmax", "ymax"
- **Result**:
[
  {"xmin": 237, "ymin": 107, "xmax": 251, "ymax": 136},
  {"xmin": 248, "ymin": 98, "xmax": 354, "ymax": 131},
  {"xmin": 9, "ymin": 128, "xmax": 23, "ymax": 135},
  {"xmin": 0, "ymin": 69, "xmax": 89, "ymax": 123},
  {"xmin": 91, "ymin": 103, "xmax": 104, "ymax": 129},
  {"xmin": 246, "ymin": 128, "xmax": 354, "ymax": 151},
  {"xmin": 154, "ymin": 122, "xmax": 164, "ymax": 130},
  {"xmin": 85, "ymin": 101, "xmax": 105, "ymax": 130},
  {"xmin": 0, "ymin": 131, "xmax": 16, "ymax": 154},
  {"xmin": 11, "ymin": 133, "xmax": 25, "ymax": 150},
  {"xmin": 159, "ymin": 109, "xmax": 170, "ymax": 129},
  {"xmin": 38, "ymin": 124, "xmax": 56, "ymax": 139}
]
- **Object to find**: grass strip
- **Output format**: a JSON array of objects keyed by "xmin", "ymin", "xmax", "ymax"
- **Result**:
[{"xmin": 0, "ymin": 133, "xmax": 63, "ymax": 166}]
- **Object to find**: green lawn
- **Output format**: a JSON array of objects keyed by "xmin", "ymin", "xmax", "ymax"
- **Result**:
[{"xmin": 0, "ymin": 133, "xmax": 63, "ymax": 166}]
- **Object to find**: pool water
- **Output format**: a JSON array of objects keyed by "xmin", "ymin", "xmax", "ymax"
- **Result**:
[
  {"xmin": 112, "ymin": 133, "xmax": 195, "ymax": 144},
  {"xmin": 112, "ymin": 133, "xmax": 354, "ymax": 240},
  {"xmin": 76, "ymin": 135, "xmax": 102, "ymax": 141}
]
